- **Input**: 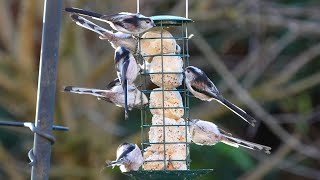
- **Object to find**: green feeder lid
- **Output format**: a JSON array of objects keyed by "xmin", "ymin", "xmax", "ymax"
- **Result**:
[
  {"xmin": 123, "ymin": 169, "xmax": 213, "ymax": 180},
  {"xmin": 151, "ymin": 15, "xmax": 193, "ymax": 26}
]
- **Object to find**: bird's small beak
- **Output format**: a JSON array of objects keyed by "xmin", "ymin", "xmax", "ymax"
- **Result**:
[
  {"xmin": 151, "ymin": 21, "xmax": 156, "ymax": 27},
  {"xmin": 182, "ymin": 72, "xmax": 186, "ymax": 79}
]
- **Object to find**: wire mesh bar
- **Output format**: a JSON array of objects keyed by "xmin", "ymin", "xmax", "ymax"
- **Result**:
[
  {"xmin": 160, "ymin": 20, "xmax": 167, "ymax": 170},
  {"xmin": 141, "ymin": 54, "xmax": 190, "ymax": 58},
  {"xmin": 182, "ymin": 16, "xmax": 192, "ymax": 169},
  {"xmin": 143, "ymin": 142, "xmax": 192, "ymax": 145},
  {"xmin": 142, "ymin": 125, "xmax": 190, "ymax": 128},
  {"xmin": 124, "ymin": 170, "xmax": 212, "ymax": 180},
  {"xmin": 140, "ymin": 72, "xmax": 184, "ymax": 75},
  {"xmin": 138, "ymin": 15, "xmax": 192, "ymax": 171},
  {"xmin": 142, "ymin": 89, "xmax": 187, "ymax": 93},
  {"xmin": 0, "ymin": 121, "xmax": 69, "ymax": 131},
  {"xmin": 146, "ymin": 107, "xmax": 186, "ymax": 110},
  {"xmin": 125, "ymin": 13, "xmax": 212, "ymax": 180},
  {"xmin": 140, "ymin": 37, "xmax": 189, "ymax": 40},
  {"xmin": 31, "ymin": 0, "xmax": 62, "ymax": 179}
]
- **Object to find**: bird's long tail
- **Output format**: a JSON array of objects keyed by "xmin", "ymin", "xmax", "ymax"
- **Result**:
[
  {"xmin": 100, "ymin": 160, "xmax": 123, "ymax": 173},
  {"xmin": 221, "ymin": 135, "xmax": 271, "ymax": 154},
  {"xmin": 216, "ymin": 96, "xmax": 256, "ymax": 127},
  {"xmin": 65, "ymin": 7, "xmax": 103, "ymax": 19},
  {"xmin": 63, "ymin": 86, "xmax": 107, "ymax": 98},
  {"xmin": 69, "ymin": 13, "xmax": 111, "ymax": 37},
  {"xmin": 120, "ymin": 60, "xmax": 130, "ymax": 120},
  {"xmin": 124, "ymin": 79, "xmax": 129, "ymax": 120}
]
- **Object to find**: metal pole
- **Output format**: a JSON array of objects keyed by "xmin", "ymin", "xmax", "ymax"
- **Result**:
[
  {"xmin": 31, "ymin": 0, "xmax": 62, "ymax": 179},
  {"xmin": 186, "ymin": 0, "xmax": 188, "ymax": 18},
  {"xmin": 137, "ymin": 0, "xmax": 140, "ymax": 13}
]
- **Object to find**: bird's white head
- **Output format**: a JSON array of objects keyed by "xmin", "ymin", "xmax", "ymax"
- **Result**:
[
  {"xmin": 139, "ymin": 17, "xmax": 156, "ymax": 31},
  {"xmin": 184, "ymin": 66, "xmax": 203, "ymax": 82}
]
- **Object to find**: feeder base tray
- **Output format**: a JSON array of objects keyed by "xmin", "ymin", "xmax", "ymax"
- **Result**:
[{"xmin": 123, "ymin": 169, "xmax": 213, "ymax": 180}]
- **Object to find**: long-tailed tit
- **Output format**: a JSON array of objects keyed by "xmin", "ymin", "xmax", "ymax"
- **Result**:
[
  {"xmin": 69, "ymin": 14, "xmax": 137, "ymax": 53},
  {"xmin": 176, "ymin": 44, "xmax": 182, "ymax": 54},
  {"xmin": 114, "ymin": 46, "xmax": 140, "ymax": 119},
  {"xmin": 63, "ymin": 78, "xmax": 148, "ymax": 110},
  {"xmin": 189, "ymin": 119, "xmax": 271, "ymax": 154},
  {"xmin": 65, "ymin": 7, "xmax": 155, "ymax": 35},
  {"xmin": 184, "ymin": 66, "xmax": 256, "ymax": 127},
  {"xmin": 102, "ymin": 142, "xmax": 143, "ymax": 172}
]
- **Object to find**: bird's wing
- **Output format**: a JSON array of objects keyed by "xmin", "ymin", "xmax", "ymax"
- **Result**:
[
  {"xmin": 100, "ymin": 12, "xmax": 135, "ymax": 22},
  {"xmin": 105, "ymin": 78, "xmax": 120, "ymax": 90},
  {"xmin": 116, "ymin": 145, "xmax": 135, "ymax": 161},
  {"xmin": 191, "ymin": 84, "xmax": 217, "ymax": 98},
  {"xmin": 120, "ymin": 58, "xmax": 130, "ymax": 89},
  {"xmin": 218, "ymin": 127, "xmax": 232, "ymax": 136},
  {"xmin": 114, "ymin": 32, "xmax": 133, "ymax": 39},
  {"xmin": 190, "ymin": 80, "xmax": 217, "ymax": 98},
  {"xmin": 65, "ymin": 7, "xmax": 103, "ymax": 18},
  {"xmin": 98, "ymin": 97, "xmax": 113, "ymax": 103},
  {"xmin": 190, "ymin": 73, "xmax": 220, "ymax": 98},
  {"xmin": 114, "ymin": 47, "xmax": 130, "ymax": 73}
]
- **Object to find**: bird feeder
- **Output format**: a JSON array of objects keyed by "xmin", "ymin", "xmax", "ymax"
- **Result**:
[{"xmin": 123, "ymin": 15, "xmax": 213, "ymax": 179}]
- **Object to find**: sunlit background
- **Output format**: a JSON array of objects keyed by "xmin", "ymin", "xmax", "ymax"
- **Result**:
[{"xmin": 0, "ymin": 0, "xmax": 320, "ymax": 179}]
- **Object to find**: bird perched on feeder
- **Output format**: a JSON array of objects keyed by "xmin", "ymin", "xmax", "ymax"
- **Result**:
[
  {"xmin": 63, "ymin": 78, "xmax": 148, "ymax": 110},
  {"xmin": 175, "ymin": 44, "xmax": 182, "ymax": 54},
  {"xmin": 189, "ymin": 119, "xmax": 271, "ymax": 154},
  {"xmin": 65, "ymin": 7, "xmax": 156, "ymax": 35},
  {"xmin": 101, "ymin": 142, "xmax": 143, "ymax": 172},
  {"xmin": 69, "ymin": 13, "xmax": 137, "ymax": 53},
  {"xmin": 114, "ymin": 46, "xmax": 140, "ymax": 119},
  {"xmin": 184, "ymin": 66, "xmax": 256, "ymax": 127}
]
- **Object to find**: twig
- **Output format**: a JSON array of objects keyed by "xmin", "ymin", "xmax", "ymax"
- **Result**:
[
  {"xmin": 260, "ymin": 1, "xmax": 320, "ymax": 20},
  {"xmin": 0, "ymin": 144, "xmax": 24, "ymax": 180},
  {"xmin": 281, "ymin": 71, "xmax": 320, "ymax": 96},
  {"xmin": 0, "ymin": 1, "xmax": 14, "ymax": 54},
  {"xmin": 278, "ymin": 160, "xmax": 320, "ymax": 180},
  {"xmin": 246, "ymin": 147, "xmax": 320, "ymax": 180},
  {"xmin": 257, "ymin": 70, "xmax": 320, "ymax": 103},
  {"xmin": 238, "ymin": 134, "xmax": 299, "ymax": 180},
  {"xmin": 243, "ymin": 30, "xmax": 298, "ymax": 88},
  {"xmin": 189, "ymin": 24, "xmax": 320, "ymax": 160},
  {"xmin": 190, "ymin": 9, "xmax": 320, "ymax": 36},
  {"xmin": 191, "ymin": 68, "xmax": 320, "ymax": 125},
  {"xmin": 17, "ymin": 0, "xmax": 36, "ymax": 74},
  {"xmin": 274, "ymin": 43, "xmax": 320, "ymax": 86}
]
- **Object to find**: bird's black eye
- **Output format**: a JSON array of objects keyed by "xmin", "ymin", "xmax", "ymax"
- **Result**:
[
  {"xmin": 186, "ymin": 70, "xmax": 190, "ymax": 73},
  {"xmin": 146, "ymin": 20, "xmax": 150, "ymax": 24}
]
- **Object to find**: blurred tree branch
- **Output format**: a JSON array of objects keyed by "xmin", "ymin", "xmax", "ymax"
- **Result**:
[
  {"xmin": 189, "ymin": 24, "xmax": 320, "ymax": 160},
  {"xmin": 238, "ymin": 134, "xmax": 300, "ymax": 180},
  {"xmin": 18, "ymin": 0, "xmax": 36, "ymax": 74},
  {"xmin": 0, "ymin": 1, "xmax": 14, "ymax": 54}
]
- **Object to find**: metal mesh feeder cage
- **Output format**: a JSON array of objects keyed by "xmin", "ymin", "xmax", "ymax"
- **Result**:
[{"xmin": 123, "ymin": 15, "xmax": 212, "ymax": 180}]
